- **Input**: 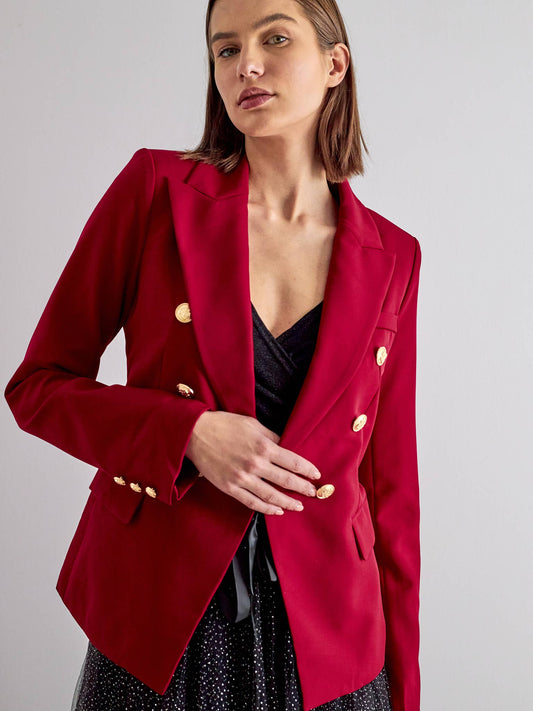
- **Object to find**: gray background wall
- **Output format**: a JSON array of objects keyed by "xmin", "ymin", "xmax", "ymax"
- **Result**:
[{"xmin": 1, "ymin": 1, "xmax": 531, "ymax": 708}]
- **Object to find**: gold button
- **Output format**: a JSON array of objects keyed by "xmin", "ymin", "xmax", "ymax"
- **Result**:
[
  {"xmin": 129, "ymin": 482, "xmax": 142, "ymax": 493},
  {"xmin": 176, "ymin": 382, "xmax": 195, "ymax": 398},
  {"xmin": 352, "ymin": 414, "xmax": 368, "ymax": 432},
  {"xmin": 316, "ymin": 484, "xmax": 335, "ymax": 499},
  {"xmin": 145, "ymin": 486, "xmax": 157, "ymax": 498},
  {"xmin": 376, "ymin": 346, "xmax": 388, "ymax": 366},
  {"xmin": 198, "ymin": 473, "xmax": 204, "ymax": 477},
  {"xmin": 175, "ymin": 302, "xmax": 192, "ymax": 323},
  {"xmin": 113, "ymin": 476, "xmax": 126, "ymax": 486}
]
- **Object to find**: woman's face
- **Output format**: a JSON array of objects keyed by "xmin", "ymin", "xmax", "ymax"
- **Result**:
[{"xmin": 209, "ymin": 0, "xmax": 342, "ymax": 141}]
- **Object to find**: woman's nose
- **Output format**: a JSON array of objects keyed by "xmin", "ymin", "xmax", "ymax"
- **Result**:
[{"xmin": 236, "ymin": 47, "xmax": 264, "ymax": 78}]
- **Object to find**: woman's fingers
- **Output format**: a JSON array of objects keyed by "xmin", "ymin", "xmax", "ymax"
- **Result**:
[
  {"xmin": 230, "ymin": 453, "xmax": 319, "ymax": 513},
  {"xmin": 269, "ymin": 442, "xmax": 322, "ymax": 482},
  {"xmin": 258, "ymin": 458, "xmax": 319, "ymax": 500},
  {"xmin": 248, "ymin": 472, "xmax": 311, "ymax": 511},
  {"xmin": 226, "ymin": 482, "xmax": 286, "ymax": 516}
]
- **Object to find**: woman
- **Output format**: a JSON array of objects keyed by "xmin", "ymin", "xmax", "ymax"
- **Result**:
[{"xmin": 4, "ymin": 0, "xmax": 422, "ymax": 710}]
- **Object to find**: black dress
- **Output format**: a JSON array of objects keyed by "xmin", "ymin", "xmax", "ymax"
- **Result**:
[{"xmin": 71, "ymin": 301, "xmax": 392, "ymax": 711}]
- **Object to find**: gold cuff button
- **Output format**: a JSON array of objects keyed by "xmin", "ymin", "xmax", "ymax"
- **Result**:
[
  {"xmin": 175, "ymin": 302, "xmax": 192, "ymax": 323},
  {"xmin": 113, "ymin": 476, "xmax": 126, "ymax": 486},
  {"xmin": 176, "ymin": 383, "xmax": 195, "ymax": 398},
  {"xmin": 129, "ymin": 482, "xmax": 142, "ymax": 493},
  {"xmin": 145, "ymin": 486, "xmax": 157, "ymax": 498},
  {"xmin": 352, "ymin": 414, "xmax": 368, "ymax": 432},
  {"xmin": 376, "ymin": 346, "xmax": 388, "ymax": 366},
  {"xmin": 316, "ymin": 484, "xmax": 335, "ymax": 499}
]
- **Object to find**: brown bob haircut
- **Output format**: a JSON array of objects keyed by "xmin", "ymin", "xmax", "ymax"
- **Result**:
[{"xmin": 181, "ymin": 0, "xmax": 369, "ymax": 183}]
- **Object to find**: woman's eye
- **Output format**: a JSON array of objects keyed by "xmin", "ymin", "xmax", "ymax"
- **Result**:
[
  {"xmin": 218, "ymin": 47, "xmax": 237, "ymax": 58},
  {"xmin": 217, "ymin": 35, "xmax": 288, "ymax": 58},
  {"xmin": 268, "ymin": 35, "xmax": 288, "ymax": 45}
]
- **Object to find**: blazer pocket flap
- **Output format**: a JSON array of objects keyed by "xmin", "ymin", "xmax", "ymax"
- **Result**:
[
  {"xmin": 351, "ymin": 490, "xmax": 376, "ymax": 560},
  {"xmin": 375, "ymin": 311, "xmax": 398, "ymax": 333},
  {"xmin": 89, "ymin": 468, "xmax": 145, "ymax": 524}
]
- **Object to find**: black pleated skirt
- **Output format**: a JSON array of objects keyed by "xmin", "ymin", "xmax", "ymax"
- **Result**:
[{"xmin": 71, "ymin": 301, "xmax": 392, "ymax": 710}]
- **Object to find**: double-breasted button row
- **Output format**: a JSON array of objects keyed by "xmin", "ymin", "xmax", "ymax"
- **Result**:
[
  {"xmin": 349, "ymin": 345, "xmax": 387, "ymax": 432},
  {"xmin": 172, "ymin": 288, "xmax": 198, "ymax": 464},
  {"xmin": 172, "ymin": 303, "xmax": 198, "ymax": 469},
  {"xmin": 174, "ymin": 304, "xmax": 194, "ymax": 397},
  {"xmin": 113, "ymin": 475, "xmax": 157, "ymax": 498},
  {"xmin": 172, "ymin": 301, "xmax": 384, "ymax": 500}
]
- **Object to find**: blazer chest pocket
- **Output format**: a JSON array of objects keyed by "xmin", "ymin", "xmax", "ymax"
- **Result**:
[
  {"xmin": 89, "ymin": 468, "xmax": 145, "ymax": 525},
  {"xmin": 351, "ymin": 487, "xmax": 376, "ymax": 561},
  {"xmin": 375, "ymin": 310, "xmax": 397, "ymax": 334}
]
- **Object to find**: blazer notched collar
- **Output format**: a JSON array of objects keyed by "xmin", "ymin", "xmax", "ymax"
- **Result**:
[{"xmin": 167, "ymin": 153, "xmax": 396, "ymax": 448}]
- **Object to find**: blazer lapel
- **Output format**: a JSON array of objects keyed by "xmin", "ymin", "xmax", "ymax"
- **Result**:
[{"xmin": 167, "ymin": 154, "xmax": 396, "ymax": 450}]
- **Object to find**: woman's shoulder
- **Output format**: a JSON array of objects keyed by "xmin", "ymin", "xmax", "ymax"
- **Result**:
[
  {"xmin": 364, "ymin": 205, "xmax": 422, "ymax": 278},
  {"xmin": 139, "ymin": 148, "xmax": 232, "ymax": 194},
  {"xmin": 366, "ymin": 206, "xmax": 420, "ymax": 252},
  {"xmin": 360, "ymin": 205, "xmax": 422, "ymax": 297},
  {"xmin": 137, "ymin": 147, "xmax": 201, "ymax": 178}
]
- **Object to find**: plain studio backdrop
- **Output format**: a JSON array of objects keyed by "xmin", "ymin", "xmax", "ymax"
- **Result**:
[{"xmin": 1, "ymin": 1, "xmax": 531, "ymax": 709}]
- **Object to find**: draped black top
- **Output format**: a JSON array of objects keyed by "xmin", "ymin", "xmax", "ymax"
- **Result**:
[{"xmin": 215, "ymin": 298, "xmax": 324, "ymax": 625}]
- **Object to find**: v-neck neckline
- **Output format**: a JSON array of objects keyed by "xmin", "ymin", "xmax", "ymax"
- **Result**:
[{"xmin": 251, "ymin": 300, "xmax": 324, "ymax": 342}]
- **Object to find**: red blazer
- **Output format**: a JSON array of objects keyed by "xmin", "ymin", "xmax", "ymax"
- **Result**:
[{"xmin": 4, "ymin": 148, "xmax": 422, "ymax": 711}]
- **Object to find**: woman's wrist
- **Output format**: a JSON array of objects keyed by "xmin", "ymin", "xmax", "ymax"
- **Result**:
[{"xmin": 185, "ymin": 409, "xmax": 211, "ymax": 464}]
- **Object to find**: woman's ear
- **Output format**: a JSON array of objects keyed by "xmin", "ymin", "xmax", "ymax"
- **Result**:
[{"xmin": 326, "ymin": 43, "xmax": 350, "ymax": 88}]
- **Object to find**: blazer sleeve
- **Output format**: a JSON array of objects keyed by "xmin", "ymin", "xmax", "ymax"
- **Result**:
[
  {"xmin": 4, "ymin": 148, "xmax": 211, "ymax": 506},
  {"xmin": 359, "ymin": 236, "xmax": 422, "ymax": 711}
]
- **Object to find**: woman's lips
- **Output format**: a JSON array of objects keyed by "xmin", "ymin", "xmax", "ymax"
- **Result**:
[{"xmin": 239, "ymin": 94, "xmax": 274, "ymax": 109}]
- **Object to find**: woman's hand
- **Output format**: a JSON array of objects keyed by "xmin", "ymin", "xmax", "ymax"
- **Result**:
[{"xmin": 185, "ymin": 410, "xmax": 321, "ymax": 515}]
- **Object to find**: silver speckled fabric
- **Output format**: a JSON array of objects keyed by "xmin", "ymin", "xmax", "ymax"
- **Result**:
[
  {"xmin": 70, "ymin": 301, "xmax": 392, "ymax": 710},
  {"xmin": 71, "ymin": 530, "xmax": 391, "ymax": 710}
]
